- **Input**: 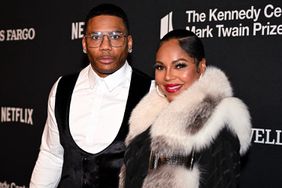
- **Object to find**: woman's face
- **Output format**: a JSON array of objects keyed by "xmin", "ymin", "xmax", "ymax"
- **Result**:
[{"xmin": 155, "ymin": 39, "xmax": 206, "ymax": 102}]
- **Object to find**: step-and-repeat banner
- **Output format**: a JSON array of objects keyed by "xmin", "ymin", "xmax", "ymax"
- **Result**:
[{"xmin": 0, "ymin": 0, "xmax": 281, "ymax": 187}]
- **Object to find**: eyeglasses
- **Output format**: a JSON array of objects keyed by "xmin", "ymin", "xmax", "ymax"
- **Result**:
[{"xmin": 84, "ymin": 31, "xmax": 127, "ymax": 48}]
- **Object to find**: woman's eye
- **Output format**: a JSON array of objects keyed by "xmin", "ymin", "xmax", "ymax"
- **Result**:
[
  {"xmin": 154, "ymin": 64, "xmax": 164, "ymax": 70},
  {"xmin": 175, "ymin": 63, "xmax": 187, "ymax": 69}
]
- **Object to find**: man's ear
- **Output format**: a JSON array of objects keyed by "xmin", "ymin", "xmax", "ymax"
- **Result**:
[
  {"xmin": 82, "ymin": 37, "xmax": 87, "ymax": 53},
  {"xmin": 127, "ymin": 35, "xmax": 133, "ymax": 53}
]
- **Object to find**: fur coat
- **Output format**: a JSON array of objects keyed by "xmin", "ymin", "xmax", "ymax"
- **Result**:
[{"xmin": 119, "ymin": 66, "xmax": 252, "ymax": 188}]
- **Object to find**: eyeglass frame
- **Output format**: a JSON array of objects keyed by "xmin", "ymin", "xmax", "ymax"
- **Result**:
[{"xmin": 84, "ymin": 31, "xmax": 128, "ymax": 48}]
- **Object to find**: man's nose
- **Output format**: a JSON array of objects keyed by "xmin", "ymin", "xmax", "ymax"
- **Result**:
[{"xmin": 99, "ymin": 35, "xmax": 112, "ymax": 50}]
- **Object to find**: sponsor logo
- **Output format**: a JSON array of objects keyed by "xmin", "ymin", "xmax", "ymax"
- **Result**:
[
  {"xmin": 71, "ymin": 22, "xmax": 85, "ymax": 40},
  {"xmin": 0, "ymin": 181, "xmax": 27, "ymax": 188},
  {"xmin": 0, "ymin": 28, "xmax": 36, "ymax": 41},
  {"xmin": 251, "ymin": 128, "xmax": 282, "ymax": 145},
  {"xmin": 160, "ymin": 11, "xmax": 173, "ymax": 39},
  {"xmin": 160, "ymin": 4, "xmax": 282, "ymax": 38},
  {"xmin": 1, "ymin": 106, "xmax": 34, "ymax": 125}
]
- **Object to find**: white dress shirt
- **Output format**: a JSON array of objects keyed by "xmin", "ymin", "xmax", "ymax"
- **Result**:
[{"xmin": 30, "ymin": 62, "xmax": 142, "ymax": 188}]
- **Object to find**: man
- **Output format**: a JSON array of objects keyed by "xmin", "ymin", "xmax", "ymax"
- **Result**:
[{"xmin": 30, "ymin": 3, "xmax": 152, "ymax": 188}]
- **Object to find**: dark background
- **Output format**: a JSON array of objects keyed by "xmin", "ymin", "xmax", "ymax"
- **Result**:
[{"xmin": 0, "ymin": 0, "xmax": 281, "ymax": 187}]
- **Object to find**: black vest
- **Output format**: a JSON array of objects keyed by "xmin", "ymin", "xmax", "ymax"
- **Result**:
[{"xmin": 55, "ymin": 69, "xmax": 151, "ymax": 188}]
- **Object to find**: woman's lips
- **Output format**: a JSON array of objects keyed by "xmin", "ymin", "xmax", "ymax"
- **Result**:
[{"xmin": 164, "ymin": 84, "xmax": 182, "ymax": 93}]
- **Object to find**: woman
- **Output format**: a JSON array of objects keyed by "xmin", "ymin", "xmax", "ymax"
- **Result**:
[{"xmin": 119, "ymin": 29, "xmax": 251, "ymax": 188}]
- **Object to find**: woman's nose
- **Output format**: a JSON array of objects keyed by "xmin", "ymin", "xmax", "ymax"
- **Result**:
[{"xmin": 164, "ymin": 69, "xmax": 174, "ymax": 81}]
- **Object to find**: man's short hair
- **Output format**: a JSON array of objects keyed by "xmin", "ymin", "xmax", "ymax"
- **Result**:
[{"xmin": 84, "ymin": 3, "xmax": 130, "ymax": 34}]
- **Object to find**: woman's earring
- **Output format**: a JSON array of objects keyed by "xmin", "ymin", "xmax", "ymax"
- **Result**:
[
  {"xmin": 128, "ymin": 48, "xmax": 132, "ymax": 53},
  {"xmin": 199, "ymin": 72, "xmax": 205, "ymax": 80},
  {"xmin": 83, "ymin": 49, "xmax": 87, "ymax": 54},
  {"xmin": 199, "ymin": 74, "xmax": 203, "ymax": 79},
  {"xmin": 156, "ymin": 85, "xmax": 165, "ymax": 98}
]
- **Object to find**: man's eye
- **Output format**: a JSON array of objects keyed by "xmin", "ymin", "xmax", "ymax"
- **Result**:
[
  {"xmin": 110, "ymin": 34, "xmax": 122, "ymax": 40},
  {"xmin": 91, "ymin": 35, "xmax": 101, "ymax": 40}
]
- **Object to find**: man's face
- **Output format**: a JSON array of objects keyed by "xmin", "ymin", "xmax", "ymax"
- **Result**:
[{"xmin": 82, "ymin": 15, "xmax": 132, "ymax": 77}]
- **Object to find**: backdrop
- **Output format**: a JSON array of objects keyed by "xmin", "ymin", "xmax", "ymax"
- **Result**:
[{"xmin": 0, "ymin": 0, "xmax": 281, "ymax": 187}]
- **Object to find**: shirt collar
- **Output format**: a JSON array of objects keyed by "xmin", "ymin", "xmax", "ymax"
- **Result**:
[{"xmin": 88, "ymin": 61, "xmax": 132, "ymax": 91}]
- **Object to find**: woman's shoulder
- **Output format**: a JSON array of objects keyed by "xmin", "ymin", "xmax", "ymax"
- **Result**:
[
  {"xmin": 191, "ymin": 96, "xmax": 252, "ymax": 155},
  {"xmin": 214, "ymin": 97, "xmax": 252, "ymax": 154}
]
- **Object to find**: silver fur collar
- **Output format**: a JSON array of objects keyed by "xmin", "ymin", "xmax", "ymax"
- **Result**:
[{"xmin": 126, "ymin": 66, "xmax": 251, "ymax": 155}]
